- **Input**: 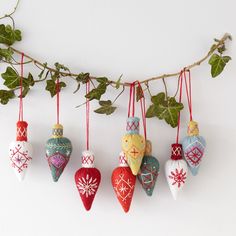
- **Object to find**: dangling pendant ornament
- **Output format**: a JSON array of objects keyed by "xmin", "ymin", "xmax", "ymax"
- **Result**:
[
  {"xmin": 165, "ymin": 144, "xmax": 188, "ymax": 200},
  {"xmin": 138, "ymin": 140, "xmax": 159, "ymax": 196},
  {"xmin": 111, "ymin": 152, "xmax": 136, "ymax": 213},
  {"xmin": 46, "ymin": 124, "xmax": 72, "ymax": 182},
  {"xmin": 182, "ymin": 121, "xmax": 206, "ymax": 176},
  {"xmin": 9, "ymin": 121, "xmax": 33, "ymax": 181},
  {"xmin": 122, "ymin": 117, "xmax": 145, "ymax": 175},
  {"xmin": 74, "ymin": 150, "xmax": 101, "ymax": 211}
]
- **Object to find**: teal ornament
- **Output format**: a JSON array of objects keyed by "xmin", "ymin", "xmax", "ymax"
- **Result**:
[
  {"xmin": 138, "ymin": 140, "xmax": 159, "ymax": 196},
  {"xmin": 182, "ymin": 121, "xmax": 206, "ymax": 176},
  {"xmin": 46, "ymin": 124, "xmax": 72, "ymax": 182}
]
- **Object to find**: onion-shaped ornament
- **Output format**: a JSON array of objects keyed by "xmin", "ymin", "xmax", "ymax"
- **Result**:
[
  {"xmin": 46, "ymin": 124, "xmax": 72, "ymax": 182},
  {"xmin": 9, "ymin": 121, "xmax": 33, "ymax": 181}
]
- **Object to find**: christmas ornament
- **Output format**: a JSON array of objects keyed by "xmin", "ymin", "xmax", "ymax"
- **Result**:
[
  {"xmin": 111, "ymin": 152, "xmax": 136, "ymax": 213},
  {"xmin": 138, "ymin": 140, "xmax": 159, "ymax": 196},
  {"xmin": 75, "ymin": 150, "xmax": 101, "ymax": 211},
  {"xmin": 165, "ymin": 71, "xmax": 188, "ymax": 200},
  {"xmin": 45, "ymin": 78, "xmax": 72, "ymax": 182},
  {"xmin": 182, "ymin": 70, "xmax": 206, "ymax": 176},
  {"xmin": 74, "ymin": 80, "xmax": 101, "ymax": 211},
  {"xmin": 122, "ymin": 82, "xmax": 145, "ymax": 175},
  {"xmin": 9, "ymin": 53, "xmax": 33, "ymax": 181}
]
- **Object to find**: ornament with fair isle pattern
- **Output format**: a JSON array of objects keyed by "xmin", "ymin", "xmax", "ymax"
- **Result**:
[
  {"xmin": 9, "ymin": 121, "xmax": 33, "ymax": 181},
  {"xmin": 74, "ymin": 150, "xmax": 101, "ymax": 211},
  {"xmin": 122, "ymin": 117, "xmax": 145, "ymax": 175},
  {"xmin": 111, "ymin": 152, "xmax": 136, "ymax": 213},
  {"xmin": 182, "ymin": 121, "xmax": 206, "ymax": 176},
  {"xmin": 46, "ymin": 124, "xmax": 72, "ymax": 182},
  {"xmin": 138, "ymin": 140, "xmax": 159, "ymax": 196},
  {"xmin": 165, "ymin": 144, "xmax": 188, "ymax": 200}
]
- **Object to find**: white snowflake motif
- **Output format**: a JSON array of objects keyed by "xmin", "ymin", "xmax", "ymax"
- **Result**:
[
  {"xmin": 77, "ymin": 174, "xmax": 98, "ymax": 198},
  {"xmin": 119, "ymin": 183, "xmax": 128, "ymax": 194}
]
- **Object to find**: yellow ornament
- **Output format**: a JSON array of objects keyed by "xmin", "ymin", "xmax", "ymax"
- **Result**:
[{"xmin": 122, "ymin": 117, "xmax": 145, "ymax": 175}]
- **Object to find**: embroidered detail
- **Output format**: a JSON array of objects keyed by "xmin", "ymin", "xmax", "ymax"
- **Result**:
[{"xmin": 169, "ymin": 168, "xmax": 187, "ymax": 188}]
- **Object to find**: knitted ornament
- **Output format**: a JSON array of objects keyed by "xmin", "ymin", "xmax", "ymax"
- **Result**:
[
  {"xmin": 165, "ymin": 144, "xmax": 188, "ymax": 200},
  {"xmin": 9, "ymin": 121, "xmax": 33, "ymax": 181},
  {"xmin": 46, "ymin": 124, "xmax": 72, "ymax": 182},
  {"xmin": 111, "ymin": 152, "xmax": 136, "ymax": 213},
  {"xmin": 75, "ymin": 150, "xmax": 101, "ymax": 211},
  {"xmin": 138, "ymin": 140, "xmax": 159, "ymax": 196},
  {"xmin": 122, "ymin": 117, "xmax": 145, "ymax": 175},
  {"xmin": 182, "ymin": 121, "xmax": 206, "ymax": 176}
]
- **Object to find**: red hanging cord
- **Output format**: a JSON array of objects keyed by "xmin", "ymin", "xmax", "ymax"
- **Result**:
[
  {"xmin": 183, "ymin": 69, "xmax": 193, "ymax": 121},
  {"xmin": 56, "ymin": 78, "xmax": 60, "ymax": 124},
  {"xmin": 18, "ymin": 53, "xmax": 24, "ymax": 121},
  {"xmin": 128, "ymin": 82, "xmax": 135, "ymax": 117},
  {"xmin": 86, "ymin": 80, "xmax": 90, "ymax": 150},
  {"xmin": 176, "ymin": 71, "xmax": 184, "ymax": 144}
]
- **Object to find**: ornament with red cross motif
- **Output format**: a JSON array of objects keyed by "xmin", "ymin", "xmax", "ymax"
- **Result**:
[
  {"xmin": 111, "ymin": 152, "xmax": 136, "ymax": 213},
  {"xmin": 182, "ymin": 121, "xmax": 206, "ymax": 176},
  {"xmin": 121, "ymin": 117, "xmax": 145, "ymax": 175},
  {"xmin": 9, "ymin": 121, "xmax": 33, "ymax": 181},
  {"xmin": 138, "ymin": 140, "xmax": 159, "ymax": 196},
  {"xmin": 74, "ymin": 150, "xmax": 101, "ymax": 211},
  {"xmin": 165, "ymin": 144, "xmax": 188, "ymax": 200}
]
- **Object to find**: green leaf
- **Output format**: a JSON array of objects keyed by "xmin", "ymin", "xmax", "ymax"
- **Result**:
[
  {"xmin": 26, "ymin": 72, "xmax": 35, "ymax": 86},
  {"xmin": 21, "ymin": 86, "xmax": 30, "ymax": 98},
  {"xmin": 0, "ymin": 89, "xmax": 15, "ymax": 104},
  {"xmin": 151, "ymin": 92, "xmax": 165, "ymax": 104},
  {"xmin": 136, "ymin": 85, "xmax": 144, "ymax": 102},
  {"xmin": 115, "ymin": 75, "xmax": 122, "ymax": 89},
  {"xmin": 45, "ymin": 79, "xmax": 66, "ymax": 97},
  {"xmin": 0, "ymin": 24, "xmax": 22, "ymax": 46},
  {"xmin": 94, "ymin": 105, "xmax": 117, "ymax": 115},
  {"xmin": 96, "ymin": 77, "xmax": 108, "ymax": 84},
  {"xmin": 76, "ymin": 73, "xmax": 90, "ymax": 84},
  {"xmin": 54, "ymin": 62, "xmax": 69, "ymax": 71},
  {"xmin": 85, "ymin": 83, "xmax": 107, "ymax": 100},
  {"xmin": 99, "ymin": 100, "xmax": 112, "ymax": 106},
  {"xmin": 1, "ymin": 67, "xmax": 20, "ymax": 89},
  {"xmin": 146, "ymin": 104, "xmax": 158, "ymax": 118},
  {"xmin": 209, "ymin": 54, "xmax": 231, "ymax": 78},
  {"xmin": 0, "ymin": 47, "xmax": 13, "ymax": 61}
]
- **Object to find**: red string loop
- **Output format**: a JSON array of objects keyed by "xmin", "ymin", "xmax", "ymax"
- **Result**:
[
  {"xmin": 128, "ymin": 82, "xmax": 135, "ymax": 117},
  {"xmin": 86, "ymin": 80, "xmax": 90, "ymax": 150},
  {"xmin": 19, "ymin": 53, "xmax": 24, "ymax": 121},
  {"xmin": 56, "ymin": 78, "xmax": 60, "ymax": 124}
]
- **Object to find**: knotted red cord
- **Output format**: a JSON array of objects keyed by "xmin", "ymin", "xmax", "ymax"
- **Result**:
[
  {"xmin": 18, "ymin": 53, "xmax": 24, "ymax": 121},
  {"xmin": 86, "ymin": 80, "xmax": 90, "ymax": 150}
]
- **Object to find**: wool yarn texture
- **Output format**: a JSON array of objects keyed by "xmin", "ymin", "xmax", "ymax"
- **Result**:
[{"xmin": 46, "ymin": 124, "xmax": 72, "ymax": 182}]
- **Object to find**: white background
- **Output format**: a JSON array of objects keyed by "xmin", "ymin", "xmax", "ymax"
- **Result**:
[{"xmin": 0, "ymin": 0, "xmax": 235, "ymax": 235}]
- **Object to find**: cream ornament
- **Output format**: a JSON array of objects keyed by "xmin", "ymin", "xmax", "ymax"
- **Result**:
[
  {"xmin": 165, "ymin": 144, "xmax": 188, "ymax": 200},
  {"xmin": 122, "ymin": 117, "xmax": 145, "ymax": 175},
  {"xmin": 9, "ymin": 121, "xmax": 33, "ymax": 181}
]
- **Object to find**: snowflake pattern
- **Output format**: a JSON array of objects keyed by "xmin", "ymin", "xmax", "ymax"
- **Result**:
[
  {"xmin": 169, "ymin": 168, "xmax": 187, "ymax": 188},
  {"xmin": 76, "ymin": 174, "xmax": 98, "ymax": 198},
  {"xmin": 185, "ymin": 142, "xmax": 204, "ymax": 167}
]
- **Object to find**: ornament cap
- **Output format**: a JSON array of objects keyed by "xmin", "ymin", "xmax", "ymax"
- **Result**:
[
  {"xmin": 145, "ymin": 140, "xmax": 152, "ymax": 155},
  {"xmin": 16, "ymin": 121, "xmax": 28, "ymax": 141},
  {"xmin": 118, "ymin": 151, "xmax": 128, "ymax": 167},
  {"xmin": 187, "ymin": 120, "xmax": 199, "ymax": 136},
  {"xmin": 52, "ymin": 124, "xmax": 63, "ymax": 138},
  {"xmin": 171, "ymin": 143, "xmax": 183, "ymax": 160},
  {"xmin": 126, "ymin": 116, "xmax": 140, "ymax": 134},
  {"xmin": 81, "ymin": 150, "xmax": 95, "ymax": 168}
]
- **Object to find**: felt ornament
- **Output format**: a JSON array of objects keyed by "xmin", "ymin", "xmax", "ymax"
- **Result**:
[
  {"xmin": 165, "ymin": 71, "xmax": 188, "ymax": 200},
  {"xmin": 9, "ymin": 53, "xmax": 33, "ymax": 181},
  {"xmin": 74, "ymin": 80, "xmax": 101, "ymax": 211},
  {"xmin": 75, "ymin": 150, "xmax": 101, "ymax": 211},
  {"xmin": 181, "ymin": 70, "xmax": 206, "ymax": 176},
  {"xmin": 111, "ymin": 152, "xmax": 136, "ymax": 213},
  {"xmin": 46, "ymin": 124, "xmax": 72, "ymax": 182},
  {"xmin": 138, "ymin": 140, "xmax": 159, "ymax": 196}
]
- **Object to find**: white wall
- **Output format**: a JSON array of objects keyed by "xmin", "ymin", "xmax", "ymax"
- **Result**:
[{"xmin": 0, "ymin": 0, "xmax": 235, "ymax": 235}]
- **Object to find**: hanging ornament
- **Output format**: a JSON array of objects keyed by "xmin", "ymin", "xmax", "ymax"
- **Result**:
[
  {"xmin": 45, "ymin": 78, "xmax": 72, "ymax": 182},
  {"xmin": 74, "ymin": 80, "xmax": 101, "ymax": 211},
  {"xmin": 182, "ymin": 70, "xmax": 206, "ymax": 176},
  {"xmin": 122, "ymin": 82, "xmax": 145, "ymax": 175},
  {"xmin": 111, "ymin": 152, "xmax": 136, "ymax": 213},
  {"xmin": 165, "ymin": 72, "xmax": 188, "ymax": 200},
  {"xmin": 9, "ymin": 53, "xmax": 33, "ymax": 181}
]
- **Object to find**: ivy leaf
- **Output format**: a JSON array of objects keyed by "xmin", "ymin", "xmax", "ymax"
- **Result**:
[
  {"xmin": 136, "ymin": 85, "xmax": 144, "ymax": 102},
  {"xmin": 94, "ymin": 105, "xmax": 117, "ymax": 115},
  {"xmin": 54, "ymin": 62, "xmax": 69, "ymax": 71},
  {"xmin": 1, "ymin": 67, "xmax": 20, "ymax": 89},
  {"xmin": 115, "ymin": 75, "xmax": 122, "ymax": 89},
  {"xmin": 99, "ymin": 100, "xmax": 112, "ymax": 106},
  {"xmin": 76, "ymin": 72, "xmax": 90, "ymax": 84},
  {"xmin": 209, "ymin": 54, "xmax": 231, "ymax": 78},
  {"xmin": 21, "ymin": 86, "xmax": 30, "ymax": 98},
  {"xmin": 0, "ymin": 24, "xmax": 22, "ymax": 46},
  {"xmin": 26, "ymin": 73, "xmax": 35, "ymax": 86},
  {"xmin": 46, "ymin": 79, "xmax": 66, "ymax": 97},
  {"xmin": 85, "ymin": 83, "xmax": 107, "ymax": 101},
  {"xmin": 96, "ymin": 77, "xmax": 108, "ymax": 84},
  {"xmin": 0, "ymin": 89, "xmax": 15, "ymax": 104},
  {"xmin": 146, "ymin": 104, "xmax": 158, "ymax": 118},
  {"xmin": 0, "ymin": 47, "xmax": 13, "ymax": 61},
  {"xmin": 38, "ymin": 63, "xmax": 48, "ymax": 79}
]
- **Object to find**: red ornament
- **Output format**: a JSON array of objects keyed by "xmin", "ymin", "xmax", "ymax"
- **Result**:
[
  {"xmin": 111, "ymin": 152, "xmax": 136, "ymax": 213},
  {"xmin": 74, "ymin": 150, "xmax": 101, "ymax": 211}
]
